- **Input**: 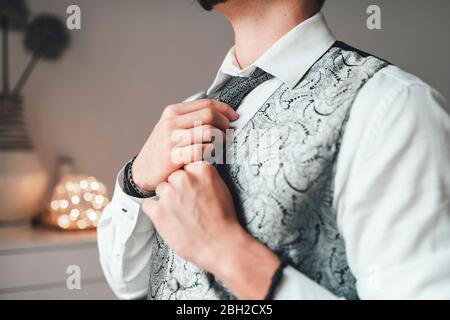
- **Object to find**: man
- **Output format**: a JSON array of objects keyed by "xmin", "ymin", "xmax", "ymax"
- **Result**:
[{"xmin": 98, "ymin": 0, "xmax": 450, "ymax": 300}]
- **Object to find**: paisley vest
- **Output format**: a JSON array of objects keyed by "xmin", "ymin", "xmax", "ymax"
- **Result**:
[{"xmin": 147, "ymin": 42, "xmax": 389, "ymax": 300}]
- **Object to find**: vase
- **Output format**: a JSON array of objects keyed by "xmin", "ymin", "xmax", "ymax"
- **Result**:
[{"xmin": 0, "ymin": 96, "xmax": 48, "ymax": 225}]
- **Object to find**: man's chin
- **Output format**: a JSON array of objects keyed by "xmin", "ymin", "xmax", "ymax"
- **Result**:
[{"xmin": 197, "ymin": 0, "xmax": 227, "ymax": 11}]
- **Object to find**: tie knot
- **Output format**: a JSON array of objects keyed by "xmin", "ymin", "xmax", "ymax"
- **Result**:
[
  {"xmin": 248, "ymin": 67, "xmax": 273, "ymax": 82},
  {"xmin": 210, "ymin": 67, "xmax": 273, "ymax": 110}
]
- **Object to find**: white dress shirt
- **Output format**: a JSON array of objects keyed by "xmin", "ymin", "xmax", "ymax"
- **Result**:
[{"xmin": 97, "ymin": 12, "xmax": 450, "ymax": 300}]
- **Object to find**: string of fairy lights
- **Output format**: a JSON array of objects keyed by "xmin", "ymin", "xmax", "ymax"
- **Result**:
[{"xmin": 44, "ymin": 175, "xmax": 109, "ymax": 230}]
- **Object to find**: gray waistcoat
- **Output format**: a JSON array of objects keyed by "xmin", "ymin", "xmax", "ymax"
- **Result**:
[{"xmin": 147, "ymin": 42, "xmax": 389, "ymax": 300}]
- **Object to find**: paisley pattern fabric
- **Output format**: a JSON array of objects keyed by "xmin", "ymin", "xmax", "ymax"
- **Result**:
[
  {"xmin": 147, "ymin": 42, "xmax": 389, "ymax": 300},
  {"xmin": 211, "ymin": 67, "xmax": 274, "ymax": 110}
]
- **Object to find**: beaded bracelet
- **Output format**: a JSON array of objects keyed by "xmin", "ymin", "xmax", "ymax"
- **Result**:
[{"xmin": 123, "ymin": 156, "xmax": 156, "ymax": 198}]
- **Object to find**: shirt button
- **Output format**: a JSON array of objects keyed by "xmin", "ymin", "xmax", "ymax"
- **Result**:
[{"xmin": 167, "ymin": 278, "xmax": 179, "ymax": 292}]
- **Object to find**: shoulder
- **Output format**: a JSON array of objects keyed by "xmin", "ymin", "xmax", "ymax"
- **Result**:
[
  {"xmin": 352, "ymin": 65, "xmax": 448, "ymax": 134},
  {"xmin": 363, "ymin": 64, "xmax": 447, "ymax": 107},
  {"xmin": 373, "ymin": 65, "xmax": 441, "ymax": 94},
  {"xmin": 335, "ymin": 63, "xmax": 450, "ymax": 206},
  {"xmin": 336, "ymin": 41, "xmax": 445, "ymax": 104},
  {"xmin": 343, "ymin": 63, "xmax": 449, "ymax": 162}
]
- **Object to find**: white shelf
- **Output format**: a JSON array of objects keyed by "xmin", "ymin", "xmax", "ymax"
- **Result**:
[
  {"xmin": 0, "ymin": 225, "xmax": 115, "ymax": 300},
  {"xmin": 0, "ymin": 225, "xmax": 97, "ymax": 252}
]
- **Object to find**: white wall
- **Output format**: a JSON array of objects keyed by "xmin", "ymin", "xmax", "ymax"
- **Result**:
[
  {"xmin": 9, "ymin": 0, "xmax": 233, "ymax": 197},
  {"xmin": 6, "ymin": 0, "xmax": 450, "ymax": 198}
]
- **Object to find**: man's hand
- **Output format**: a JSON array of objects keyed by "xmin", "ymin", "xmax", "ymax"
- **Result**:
[
  {"xmin": 142, "ymin": 162, "xmax": 280, "ymax": 300},
  {"xmin": 132, "ymin": 100, "xmax": 239, "ymax": 192}
]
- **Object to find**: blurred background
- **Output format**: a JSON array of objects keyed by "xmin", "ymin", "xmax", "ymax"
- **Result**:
[
  {"xmin": 0, "ymin": 0, "xmax": 449, "ymax": 299},
  {"xmin": 8, "ymin": 0, "xmax": 450, "ymax": 193}
]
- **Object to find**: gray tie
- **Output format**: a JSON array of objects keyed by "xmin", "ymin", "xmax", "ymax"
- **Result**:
[
  {"xmin": 206, "ymin": 67, "xmax": 273, "ymax": 166},
  {"xmin": 201, "ymin": 68, "xmax": 273, "ymax": 291},
  {"xmin": 209, "ymin": 67, "xmax": 273, "ymax": 110},
  {"xmin": 200, "ymin": 69, "xmax": 274, "ymax": 291}
]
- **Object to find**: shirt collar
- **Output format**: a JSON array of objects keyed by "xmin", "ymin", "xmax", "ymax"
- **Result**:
[{"xmin": 207, "ymin": 12, "xmax": 336, "ymax": 95}]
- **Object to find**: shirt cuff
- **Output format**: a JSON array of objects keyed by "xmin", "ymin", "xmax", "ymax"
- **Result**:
[
  {"xmin": 274, "ymin": 266, "xmax": 340, "ymax": 300},
  {"xmin": 112, "ymin": 167, "xmax": 155, "ymax": 242}
]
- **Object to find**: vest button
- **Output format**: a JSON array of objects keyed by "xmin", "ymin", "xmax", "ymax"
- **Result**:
[{"xmin": 167, "ymin": 278, "xmax": 179, "ymax": 292}]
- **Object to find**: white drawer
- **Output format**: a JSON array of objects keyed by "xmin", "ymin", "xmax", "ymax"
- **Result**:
[
  {"xmin": 0, "ymin": 226, "xmax": 115, "ymax": 299},
  {"xmin": 0, "ymin": 244, "xmax": 105, "ymax": 291}
]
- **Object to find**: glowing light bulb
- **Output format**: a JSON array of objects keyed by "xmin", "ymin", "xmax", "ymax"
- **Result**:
[
  {"xmin": 95, "ymin": 195, "xmax": 104, "ymax": 205},
  {"xmin": 70, "ymin": 209, "xmax": 80, "ymax": 220},
  {"xmin": 91, "ymin": 181, "xmax": 100, "ymax": 191},
  {"xmin": 77, "ymin": 220, "xmax": 88, "ymax": 229},
  {"xmin": 87, "ymin": 210, "xmax": 97, "ymax": 221},
  {"xmin": 60, "ymin": 200, "xmax": 69, "ymax": 209},
  {"xmin": 51, "ymin": 201, "xmax": 60, "ymax": 210},
  {"xmin": 44, "ymin": 172, "xmax": 109, "ymax": 230},
  {"xmin": 71, "ymin": 195, "xmax": 80, "ymax": 205},
  {"xmin": 57, "ymin": 215, "xmax": 70, "ymax": 229},
  {"xmin": 80, "ymin": 180, "xmax": 89, "ymax": 189}
]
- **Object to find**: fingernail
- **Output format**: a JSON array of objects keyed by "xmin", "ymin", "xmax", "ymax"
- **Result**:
[{"xmin": 232, "ymin": 112, "xmax": 239, "ymax": 120}]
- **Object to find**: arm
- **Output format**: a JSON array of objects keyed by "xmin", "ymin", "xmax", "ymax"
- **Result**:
[
  {"xmin": 338, "ymin": 82, "xmax": 450, "ymax": 299},
  {"xmin": 142, "ymin": 79, "xmax": 450, "ymax": 300},
  {"xmin": 97, "ymin": 99, "xmax": 238, "ymax": 299},
  {"xmin": 97, "ymin": 167, "xmax": 155, "ymax": 300},
  {"xmin": 141, "ymin": 162, "xmax": 337, "ymax": 300},
  {"xmin": 273, "ymin": 81, "xmax": 450, "ymax": 299}
]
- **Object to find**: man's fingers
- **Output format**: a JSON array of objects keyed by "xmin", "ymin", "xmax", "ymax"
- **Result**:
[
  {"xmin": 171, "ymin": 143, "xmax": 216, "ymax": 165},
  {"xmin": 155, "ymin": 181, "xmax": 171, "ymax": 199},
  {"xmin": 142, "ymin": 199, "xmax": 162, "ymax": 221},
  {"xmin": 172, "ymin": 125, "xmax": 225, "ymax": 147},
  {"xmin": 163, "ymin": 99, "xmax": 238, "ymax": 121},
  {"xmin": 184, "ymin": 161, "xmax": 217, "ymax": 177},
  {"xmin": 167, "ymin": 170, "xmax": 191, "ymax": 188},
  {"xmin": 176, "ymin": 108, "xmax": 231, "ymax": 131}
]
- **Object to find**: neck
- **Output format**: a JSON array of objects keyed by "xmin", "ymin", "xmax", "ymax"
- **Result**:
[{"xmin": 217, "ymin": 0, "xmax": 320, "ymax": 69}]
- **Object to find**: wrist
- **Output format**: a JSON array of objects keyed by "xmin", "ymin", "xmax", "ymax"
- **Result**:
[
  {"xmin": 212, "ymin": 230, "xmax": 281, "ymax": 300},
  {"xmin": 131, "ymin": 169, "xmax": 153, "ymax": 192},
  {"xmin": 131, "ymin": 157, "xmax": 157, "ymax": 192},
  {"xmin": 124, "ymin": 157, "xmax": 157, "ymax": 198}
]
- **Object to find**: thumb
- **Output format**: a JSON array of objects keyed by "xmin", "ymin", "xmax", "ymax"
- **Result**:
[{"xmin": 141, "ymin": 198, "xmax": 162, "ymax": 221}]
